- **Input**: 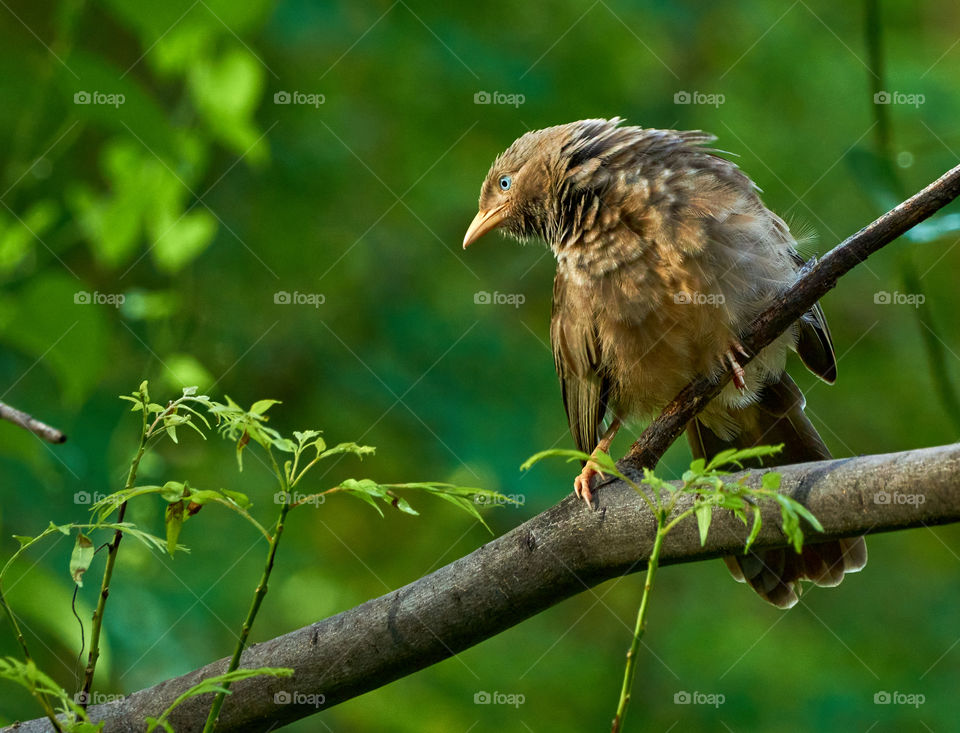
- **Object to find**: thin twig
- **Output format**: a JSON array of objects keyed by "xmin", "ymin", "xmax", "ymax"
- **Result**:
[
  {"xmin": 80, "ymin": 409, "xmax": 148, "ymax": 705},
  {"xmin": 0, "ymin": 401, "xmax": 66, "ymax": 444},
  {"xmin": 203, "ymin": 448, "xmax": 291, "ymax": 732},
  {"xmin": 611, "ymin": 515, "xmax": 665, "ymax": 733}
]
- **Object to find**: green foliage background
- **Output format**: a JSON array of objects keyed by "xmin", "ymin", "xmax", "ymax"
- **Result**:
[{"xmin": 1, "ymin": 0, "xmax": 958, "ymax": 729}]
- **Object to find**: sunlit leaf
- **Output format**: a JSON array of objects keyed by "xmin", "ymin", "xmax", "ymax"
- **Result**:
[{"xmin": 70, "ymin": 532, "xmax": 94, "ymax": 587}]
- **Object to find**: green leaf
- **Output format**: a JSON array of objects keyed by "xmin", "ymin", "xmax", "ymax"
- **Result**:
[
  {"xmin": 520, "ymin": 448, "xmax": 591, "ymax": 471},
  {"xmin": 780, "ymin": 505, "xmax": 803, "ymax": 553},
  {"xmin": 151, "ymin": 209, "xmax": 217, "ymax": 273},
  {"xmin": 744, "ymin": 505, "xmax": 763, "ymax": 553},
  {"xmin": 144, "ymin": 718, "xmax": 173, "ymax": 733},
  {"xmin": 96, "ymin": 523, "xmax": 187, "ymax": 554},
  {"xmin": 389, "ymin": 492, "xmax": 418, "ymax": 516},
  {"xmin": 174, "ymin": 489, "xmax": 268, "ymax": 541},
  {"xmin": 165, "ymin": 501, "xmax": 185, "ymax": 556},
  {"xmin": 272, "ymin": 437, "xmax": 297, "ymax": 453},
  {"xmin": 219, "ymin": 489, "xmax": 251, "ymax": 509},
  {"xmin": 785, "ymin": 499, "xmax": 824, "ymax": 533},
  {"xmin": 187, "ymin": 48, "xmax": 267, "ymax": 160},
  {"xmin": 429, "ymin": 491, "xmax": 487, "ymax": 529},
  {"xmin": 119, "ymin": 394, "xmax": 144, "ymax": 411},
  {"xmin": 70, "ymin": 532, "xmax": 95, "ymax": 587},
  {"xmin": 761, "ymin": 471, "xmax": 782, "ymax": 491},
  {"xmin": 694, "ymin": 503, "xmax": 712, "ymax": 546},
  {"xmin": 706, "ymin": 444, "xmax": 784, "ymax": 471},
  {"xmin": 319, "ymin": 442, "xmax": 376, "ymax": 460},
  {"xmin": 336, "ymin": 478, "xmax": 388, "ymax": 516},
  {"xmin": 249, "ymin": 399, "xmax": 281, "ymax": 416},
  {"xmin": 293, "ymin": 430, "xmax": 321, "ymax": 442},
  {"xmin": 160, "ymin": 481, "xmax": 187, "ymax": 502}
]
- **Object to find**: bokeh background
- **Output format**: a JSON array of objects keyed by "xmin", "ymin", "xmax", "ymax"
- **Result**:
[{"xmin": 1, "ymin": 0, "xmax": 959, "ymax": 730}]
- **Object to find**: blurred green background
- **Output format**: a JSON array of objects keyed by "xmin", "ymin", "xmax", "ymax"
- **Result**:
[{"xmin": 1, "ymin": 0, "xmax": 958, "ymax": 730}]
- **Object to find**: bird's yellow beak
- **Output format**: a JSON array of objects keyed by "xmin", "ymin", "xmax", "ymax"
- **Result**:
[{"xmin": 463, "ymin": 205, "xmax": 509, "ymax": 249}]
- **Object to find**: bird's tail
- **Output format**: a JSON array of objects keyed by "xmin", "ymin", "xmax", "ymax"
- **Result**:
[{"xmin": 685, "ymin": 374, "xmax": 867, "ymax": 609}]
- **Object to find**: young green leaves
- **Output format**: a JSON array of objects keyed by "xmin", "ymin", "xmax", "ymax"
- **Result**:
[{"xmin": 521, "ymin": 444, "xmax": 825, "ymax": 557}]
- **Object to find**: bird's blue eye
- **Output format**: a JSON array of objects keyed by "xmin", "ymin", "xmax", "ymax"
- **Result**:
[{"xmin": 499, "ymin": 175, "xmax": 512, "ymax": 191}]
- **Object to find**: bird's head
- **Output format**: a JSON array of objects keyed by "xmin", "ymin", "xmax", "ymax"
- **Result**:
[{"xmin": 462, "ymin": 117, "xmax": 635, "ymax": 250}]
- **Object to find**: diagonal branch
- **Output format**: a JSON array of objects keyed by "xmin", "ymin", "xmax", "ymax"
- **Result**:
[
  {"xmin": 622, "ymin": 161, "xmax": 960, "ymax": 471},
  {"xmin": 0, "ymin": 401, "xmax": 66, "ymax": 444},
  {"xmin": 8, "ymin": 443, "xmax": 960, "ymax": 732}
]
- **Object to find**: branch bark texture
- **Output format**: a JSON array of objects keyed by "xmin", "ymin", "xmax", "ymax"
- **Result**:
[
  {"xmin": 0, "ymin": 402, "xmax": 66, "ymax": 444},
  {"xmin": 11, "ymin": 443, "xmax": 960, "ymax": 732}
]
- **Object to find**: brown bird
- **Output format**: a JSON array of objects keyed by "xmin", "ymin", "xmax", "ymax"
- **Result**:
[{"xmin": 463, "ymin": 118, "xmax": 866, "ymax": 608}]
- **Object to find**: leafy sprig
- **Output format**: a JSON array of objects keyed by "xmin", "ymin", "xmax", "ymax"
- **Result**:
[
  {"xmin": 1, "ymin": 382, "xmax": 514, "ymax": 732},
  {"xmin": 523, "ymin": 443, "xmax": 824, "ymax": 733}
]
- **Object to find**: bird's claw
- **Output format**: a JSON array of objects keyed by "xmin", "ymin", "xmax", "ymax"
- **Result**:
[
  {"xmin": 574, "ymin": 460, "xmax": 606, "ymax": 507},
  {"xmin": 726, "ymin": 341, "xmax": 750, "ymax": 393}
]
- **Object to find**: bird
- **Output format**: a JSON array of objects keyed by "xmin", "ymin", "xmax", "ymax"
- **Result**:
[{"xmin": 462, "ymin": 118, "xmax": 866, "ymax": 608}]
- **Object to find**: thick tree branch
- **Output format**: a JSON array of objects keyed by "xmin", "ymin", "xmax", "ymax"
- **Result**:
[
  {"xmin": 623, "ymin": 161, "xmax": 960, "ymax": 470},
  {"xmin": 0, "ymin": 401, "xmax": 66, "ymax": 444},
  {"xmin": 9, "ymin": 443, "xmax": 960, "ymax": 732}
]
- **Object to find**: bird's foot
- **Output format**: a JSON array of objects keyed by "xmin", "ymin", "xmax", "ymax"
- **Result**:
[
  {"xmin": 725, "ymin": 341, "xmax": 750, "ymax": 393},
  {"xmin": 573, "ymin": 452, "xmax": 608, "ymax": 507}
]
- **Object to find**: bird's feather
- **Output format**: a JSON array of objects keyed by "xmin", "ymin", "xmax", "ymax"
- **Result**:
[
  {"xmin": 686, "ymin": 373, "xmax": 866, "ymax": 608},
  {"xmin": 550, "ymin": 272, "xmax": 610, "ymax": 454}
]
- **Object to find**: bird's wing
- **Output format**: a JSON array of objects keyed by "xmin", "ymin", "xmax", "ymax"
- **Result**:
[
  {"xmin": 550, "ymin": 272, "xmax": 610, "ymax": 453},
  {"xmin": 788, "ymin": 251, "xmax": 837, "ymax": 383}
]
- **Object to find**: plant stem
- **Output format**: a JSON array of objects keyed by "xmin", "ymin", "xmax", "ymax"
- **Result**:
[
  {"xmin": 0, "ymin": 588, "xmax": 63, "ymax": 730},
  {"xmin": 611, "ymin": 514, "xmax": 666, "ymax": 733},
  {"xmin": 80, "ymin": 413, "xmax": 148, "ymax": 706},
  {"xmin": 203, "ymin": 472, "xmax": 291, "ymax": 732}
]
